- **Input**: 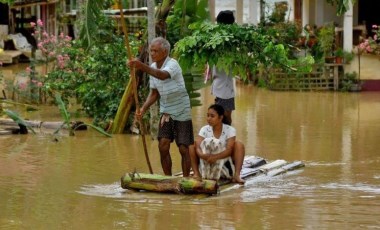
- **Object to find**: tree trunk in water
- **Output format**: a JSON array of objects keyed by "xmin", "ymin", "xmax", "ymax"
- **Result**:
[
  {"xmin": 0, "ymin": 118, "xmax": 86, "ymax": 130},
  {"xmin": 147, "ymin": 0, "xmax": 159, "ymax": 139},
  {"xmin": 110, "ymin": 79, "xmax": 134, "ymax": 134},
  {"xmin": 121, "ymin": 173, "xmax": 218, "ymax": 194}
]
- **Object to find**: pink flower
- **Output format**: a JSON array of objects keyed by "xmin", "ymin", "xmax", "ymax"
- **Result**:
[
  {"xmin": 37, "ymin": 19, "xmax": 43, "ymax": 26},
  {"xmin": 37, "ymin": 82, "xmax": 43, "ymax": 87},
  {"xmin": 18, "ymin": 82, "xmax": 27, "ymax": 90},
  {"xmin": 30, "ymin": 22, "xmax": 36, "ymax": 27},
  {"xmin": 26, "ymin": 66, "xmax": 32, "ymax": 73}
]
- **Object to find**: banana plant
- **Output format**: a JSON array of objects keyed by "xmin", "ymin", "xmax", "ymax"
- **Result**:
[
  {"xmin": 55, "ymin": 94, "xmax": 112, "ymax": 137},
  {"xmin": 78, "ymin": 0, "xmax": 106, "ymax": 50}
]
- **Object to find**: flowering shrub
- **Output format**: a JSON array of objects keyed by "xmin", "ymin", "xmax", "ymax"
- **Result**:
[
  {"xmin": 372, "ymin": 25, "xmax": 380, "ymax": 42},
  {"xmin": 6, "ymin": 19, "xmax": 74, "ymax": 103},
  {"xmin": 41, "ymin": 14, "xmax": 142, "ymax": 126},
  {"xmin": 357, "ymin": 38, "xmax": 376, "ymax": 54},
  {"xmin": 31, "ymin": 19, "xmax": 72, "ymax": 69},
  {"xmin": 357, "ymin": 24, "xmax": 380, "ymax": 55}
]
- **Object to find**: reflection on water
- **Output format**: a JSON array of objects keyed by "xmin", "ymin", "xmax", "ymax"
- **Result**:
[{"xmin": 1, "ymin": 67, "xmax": 380, "ymax": 228}]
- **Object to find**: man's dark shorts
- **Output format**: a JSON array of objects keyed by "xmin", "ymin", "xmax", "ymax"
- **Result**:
[
  {"xmin": 215, "ymin": 97, "xmax": 235, "ymax": 111},
  {"xmin": 158, "ymin": 116, "xmax": 194, "ymax": 146}
]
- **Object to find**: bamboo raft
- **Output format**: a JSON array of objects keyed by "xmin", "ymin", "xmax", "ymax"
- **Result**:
[{"xmin": 120, "ymin": 156, "xmax": 305, "ymax": 195}]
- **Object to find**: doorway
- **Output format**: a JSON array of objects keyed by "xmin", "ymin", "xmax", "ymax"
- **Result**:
[{"xmin": 358, "ymin": 0, "xmax": 380, "ymax": 38}]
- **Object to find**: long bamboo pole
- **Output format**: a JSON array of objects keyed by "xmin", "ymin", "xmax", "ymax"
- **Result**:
[{"xmin": 114, "ymin": 1, "xmax": 153, "ymax": 174}]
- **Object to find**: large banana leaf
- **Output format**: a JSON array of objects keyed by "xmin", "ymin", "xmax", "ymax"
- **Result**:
[
  {"xmin": 55, "ymin": 94, "xmax": 111, "ymax": 137},
  {"xmin": 79, "ymin": 0, "xmax": 107, "ymax": 49},
  {"xmin": 75, "ymin": 123, "xmax": 112, "ymax": 137},
  {"xmin": 55, "ymin": 94, "xmax": 71, "ymax": 124}
]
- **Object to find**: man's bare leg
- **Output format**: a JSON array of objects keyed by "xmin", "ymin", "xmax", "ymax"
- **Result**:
[
  {"xmin": 159, "ymin": 138, "xmax": 172, "ymax": 175},
  {"xmin": 179, "ymin": 144, "xmax": 191, "ymax": 177}
]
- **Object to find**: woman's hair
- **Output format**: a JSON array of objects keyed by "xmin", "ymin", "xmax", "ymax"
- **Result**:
[
  {"xmin": 208, "ymin": 104, "xmax": 229, "ymax": 124},
  {"xmin": 151, "ymin": 37, "xmax": 171, "ymax": 53},
  {"xmin": 216, "ymin": 10, "xmax": 235, "ymax": 25}
]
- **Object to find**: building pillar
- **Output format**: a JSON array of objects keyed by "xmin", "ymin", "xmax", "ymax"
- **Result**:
[
  {"xmin": 302, "ymin": 0, "xmax": 310, "ymax": 29},
  {"xmin": 147, "ymin": 0, "xmax": 155, "ymax": 64},
  {"xmin": 288, "ymin": 0, "xmax": 294, "ymax": 21},
  {"xmin": 209, "ymin": 0, "xmax": 215, "ymax": 22},
  {"xmin": 236, "ymin": 0, "xmax": 243, "ymax": 24},
  {"xmin": 315, "ymin": 0, "xmax": 324, "ymax": 27},
  {"xmin": 343, "ymin": 0, "xmax": 353, "ymax": 51},
  {"xmin": 249, "ymin": 0, "xmax": 259, "ymax": 25}
]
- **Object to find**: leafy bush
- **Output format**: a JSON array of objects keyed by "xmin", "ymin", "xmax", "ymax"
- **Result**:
[
  {"xmin": 340, "ymin": 71, "xmax": 359, "ymax": 91},
  {"xmin": 44, "ymin": 34, "xmax": 142, "ymax": 126},
  {"xmin": 174, "ymin": 22, "xmax": 300, "ymax": 82}
]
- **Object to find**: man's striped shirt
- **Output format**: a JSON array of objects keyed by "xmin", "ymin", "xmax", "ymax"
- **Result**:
[{"xmin": 150, "ymin": 57, "xmax": 192, "ymax": 121}]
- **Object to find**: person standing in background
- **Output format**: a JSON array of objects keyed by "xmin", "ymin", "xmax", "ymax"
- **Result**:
[{"xmin": 211, "ymin": 10, "xmax": 236, "ymax": 125}]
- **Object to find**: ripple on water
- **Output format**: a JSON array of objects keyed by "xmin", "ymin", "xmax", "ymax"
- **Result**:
[
  {"xmin": 322, "ymin": 182, "xmax": 380, "ymax": 194},
  {"xmin": 77, "ymin": 182, "xmax": 128, "ymax": 198},
  {"xmin": 77, "ymin": 182, "xmax": 194, "ymax": 204},
  {"xmin": 228, "ymin": 172, "xmax": 310, "ymax": 202}
]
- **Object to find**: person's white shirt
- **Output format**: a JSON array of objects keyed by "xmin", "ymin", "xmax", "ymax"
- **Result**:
[{"xmin": 211, "ymin": 67, "xmax": 235, "ymax": 99}]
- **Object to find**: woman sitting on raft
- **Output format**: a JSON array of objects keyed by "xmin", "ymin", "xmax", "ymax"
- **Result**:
[{"xmin": 189, "ymin": 104, "xmax": 245, "ymax": 184}]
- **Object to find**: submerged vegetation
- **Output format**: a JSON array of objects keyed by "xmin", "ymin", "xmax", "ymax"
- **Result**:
[{"xmin": 54, "ymin": 94, "xmax": 112, "ymax": 137}]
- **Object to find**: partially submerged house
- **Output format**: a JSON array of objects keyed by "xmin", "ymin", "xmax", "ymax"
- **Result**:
[
  {"xmin": 1, "ymin": 0, "xmax": 379, "ymax": 90},
  {"xmin": 213, "ymin": 0, "xmax": 380, "ymax": 90},
  {"xmin": 0, "ymin": 0, "xmax": 61, "ymax": 64},
  {"xmin": 0, "ymin": 0, "xmax": 147, "ymax": 64}
]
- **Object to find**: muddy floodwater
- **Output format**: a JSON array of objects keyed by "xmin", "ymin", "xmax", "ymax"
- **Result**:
[{"xmin": 1, "ymin": 66, "xmax": 380, "ymax": 229}]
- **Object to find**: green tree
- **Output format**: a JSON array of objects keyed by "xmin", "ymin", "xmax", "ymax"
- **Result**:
[{"xmin": 326, "ymin": 0, "xmax": 356, "ymax": 16}]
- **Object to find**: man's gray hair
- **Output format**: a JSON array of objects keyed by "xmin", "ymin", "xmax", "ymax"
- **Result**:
[{"xmin": 151, "ymin": 37, "xmax": 171, "ymax": 53}]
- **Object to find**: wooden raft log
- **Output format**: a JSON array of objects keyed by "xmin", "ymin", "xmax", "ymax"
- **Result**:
[
  {"xmin": 120, "ymin": 173, "xmax": 218, "ymax": 195},
  {"xmin": 0, "ymin": 118, "xmax": 86, "ymax": 130},
  {"xmin": 120, "ymin": 157, "xmax": 306, "ymax": 195}
]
